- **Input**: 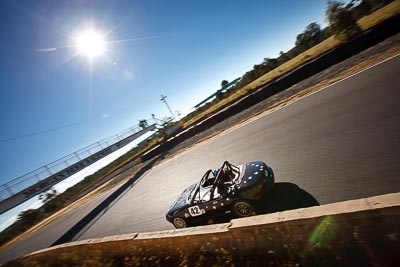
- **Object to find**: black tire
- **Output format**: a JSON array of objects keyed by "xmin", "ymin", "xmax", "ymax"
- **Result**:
[
  {"xmin": 232, "ymin": 200, "xmax": 255, "ymax": 217},
  {"xmin": 172, "ymin": 217, "xmax": 187, "ymax": 229}
]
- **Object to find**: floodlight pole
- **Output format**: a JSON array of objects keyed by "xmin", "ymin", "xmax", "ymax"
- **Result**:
[{"xmin": 160, "ymin": 94, "xmax": 175, "ymax": 120}]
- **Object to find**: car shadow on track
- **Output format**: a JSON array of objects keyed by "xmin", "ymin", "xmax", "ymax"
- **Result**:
[
  {"xmin": 256, "ymin": 182, "xmax": 319, "ymax": 214},
  {"xmin": 201, "ymin": 182, "xmax": 319, "ymax": 226},
  {"xmin": 52, "ymin": 153, "xmax": 168, "ymax": 246}
]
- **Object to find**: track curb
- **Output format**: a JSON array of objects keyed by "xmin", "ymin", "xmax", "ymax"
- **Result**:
[{"xmin": 26, "ymin": 192, "xmax": 400, "ymax": 257}]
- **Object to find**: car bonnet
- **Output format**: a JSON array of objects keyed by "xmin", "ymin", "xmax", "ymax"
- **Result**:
[{"xmin": 168, "ymin": 183, "xmax": 197, "ymax": 214}]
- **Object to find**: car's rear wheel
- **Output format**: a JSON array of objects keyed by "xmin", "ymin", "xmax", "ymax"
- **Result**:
[
  {"xmin": 232, "ymin": 200, "xmax": 254, "ymax": 217},
  {"xmin": 173, "ymin": 217, "xmax": 187, "ymax": 229}
]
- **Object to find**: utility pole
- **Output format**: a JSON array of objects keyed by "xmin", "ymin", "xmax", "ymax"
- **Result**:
[{"xmin": 160, "ymin": 94, "xmax": 175, "ymax": 120}]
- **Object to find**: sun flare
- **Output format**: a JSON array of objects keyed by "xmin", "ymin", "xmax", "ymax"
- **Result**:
[{"xmin": 75, "ymin": 29, "xmax": 106, "ymax": 59}]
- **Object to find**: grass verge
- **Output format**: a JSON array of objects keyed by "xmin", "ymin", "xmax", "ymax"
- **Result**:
[
  {"xmin": 161, "ymin": 38, "xmax": 400, "ymax": 164},
  {"xmin": 181, "ymin": 0, "xmax": 400, "ymax": 128}
]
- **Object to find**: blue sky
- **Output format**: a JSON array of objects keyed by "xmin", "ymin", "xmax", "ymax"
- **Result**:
[{"xmin": 0, "ymin": 0, "xmax": 327, "ymax": 215}]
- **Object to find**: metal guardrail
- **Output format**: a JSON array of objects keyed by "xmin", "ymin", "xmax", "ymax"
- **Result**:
[{"xmin": 0, "ymin": 120, "xmax": 157, "ymax": 201}]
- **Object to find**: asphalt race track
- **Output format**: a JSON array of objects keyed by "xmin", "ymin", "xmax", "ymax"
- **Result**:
[{"xmin": 1, "ymin": 55, "xmax": 400, "ymax": 263}]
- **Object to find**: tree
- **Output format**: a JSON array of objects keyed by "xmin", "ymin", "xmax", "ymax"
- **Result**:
[
  {"xmin": 139, "ymin": 119, "xmax": 148, "ymax": 129},
  {"xmin": 326, "ymin": 0, "xmax": 362, "ymax": 41},
  {"xmin": 39, "ymin": 189, "xmax": 57, "ymax": 204},
  {"xmin": 39, "ymin": 189, "xmax": 64, "ymax": 213},
  {"xmin": 263, "ymin": 58, "xmax": 279, "ymax": 70},
  {"xmin": 215, "ymin": 91, "xmax": 225, "ymax": 100},
  {"xmin": 253, "ymin": 64, "xmax": 265, "ymax": 77},
  {"xmin": 295, "ymin": 22, "xmax": 323, "ymax": 51},
  {"xmin": 221, "ymin": 80, "xmax": 229, "ymax": 87},
  {"xmin": 17, "ymin": 209, "xmax": 42, "ymax": 222},
  {"xmin": 278, "ymin": 51, "xmax": 290, "ymax": 64}
]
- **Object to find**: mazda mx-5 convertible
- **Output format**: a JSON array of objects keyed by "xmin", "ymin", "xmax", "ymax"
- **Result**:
[{"xmin": 166, "ymin": 160, "xmax": 274, "ymax": 228}]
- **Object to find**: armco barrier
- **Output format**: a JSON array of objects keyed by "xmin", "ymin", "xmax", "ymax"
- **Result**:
[
  {"xmin": 7, "ymin": 192, "xmax": 400, "ymax": 266},
  {"xmin": 141, "ymin": 14, "xmax": 400, "ymax": 162}
]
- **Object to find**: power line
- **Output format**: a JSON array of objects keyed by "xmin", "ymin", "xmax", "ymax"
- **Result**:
[
  {"xmin": 0, "ymin": 99, "xmax": 165, "ymax": 144},
  {"xmin": 0, "ymin": 119, "xmax": 94, "ymax": 144},
  {"xmin": 0, "ymin": 106, "xmax": 140, "ymax": 144}
]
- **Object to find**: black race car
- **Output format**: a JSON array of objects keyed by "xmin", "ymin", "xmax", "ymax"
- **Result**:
[{"xmin": 166, "ymin": 160, "xmax": 274, "ymax": 228}]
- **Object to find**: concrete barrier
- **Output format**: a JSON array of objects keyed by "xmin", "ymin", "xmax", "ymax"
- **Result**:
[{"xmin": 6, "ymin": 192, "xmax": 399, "ymax": 266}]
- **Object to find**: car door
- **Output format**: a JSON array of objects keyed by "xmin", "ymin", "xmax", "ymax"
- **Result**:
[
  {"xmin": 187, "ymin": 199, "xmax": 221, "ymax": 223},
  {"xmin": 193, "ymin": 190, "xmax": 230, "ymax": 221}
]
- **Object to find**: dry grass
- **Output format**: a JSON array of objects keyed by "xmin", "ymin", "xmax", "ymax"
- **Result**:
[
  {"xmin": 182, "ymin": 0, "xmax": 400, "ymax": 128},
  {"xmin": 2, "ymin": 1, "xmax": 399, "ymax": 255},
  {"xmin": 276, "ymin": 45, "xmax": 400, "ymax": 108},
  {"xmin": 6, "ymin": 211, "xmax": 399, "ymax": 267},
  {"xmin": 182, "ymin": 36, "xmax": 340, "ymax": 127},
  {"xmin": 358, "ymin": 0, "xmax": 400, "ymax": 30},
  {"xmin": 171, "ymin": 43, "xmax": 400, "ymax": 165}
]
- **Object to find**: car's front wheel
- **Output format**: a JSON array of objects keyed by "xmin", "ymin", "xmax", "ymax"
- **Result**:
[
  {"xmin": 173, "ymin": 217, "xmax": 187, "ymax": 229},
  {"xmin": 232, "ymin": 200, "xmax": 254, "ymax": 217}
]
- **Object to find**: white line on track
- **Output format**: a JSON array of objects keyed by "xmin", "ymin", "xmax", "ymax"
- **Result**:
[{"xmin": 156, "ymin": 53, "xmax": 400, "ymax": 166}]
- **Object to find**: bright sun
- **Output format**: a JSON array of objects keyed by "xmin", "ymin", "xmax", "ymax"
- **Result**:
[{"xmin": 75, "ymin": 29, "xmax": 106, "ymax": 59}]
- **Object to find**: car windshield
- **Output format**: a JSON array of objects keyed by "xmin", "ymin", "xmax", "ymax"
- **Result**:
[
  {"xmin": 200, "ymin": 170, "xmax": 216, "ymax": 188},
  {"xmin": 171, "ymin": 183, "xmax": 197, "ymax": 210},
  {"xmin": 186, "ymin": 183, "xmax": 198, "ymax": 203}
]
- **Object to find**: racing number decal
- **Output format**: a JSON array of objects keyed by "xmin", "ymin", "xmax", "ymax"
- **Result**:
[{"xmin": 188, "ymin": 205, "xmax": 204, "ymax": 217}]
